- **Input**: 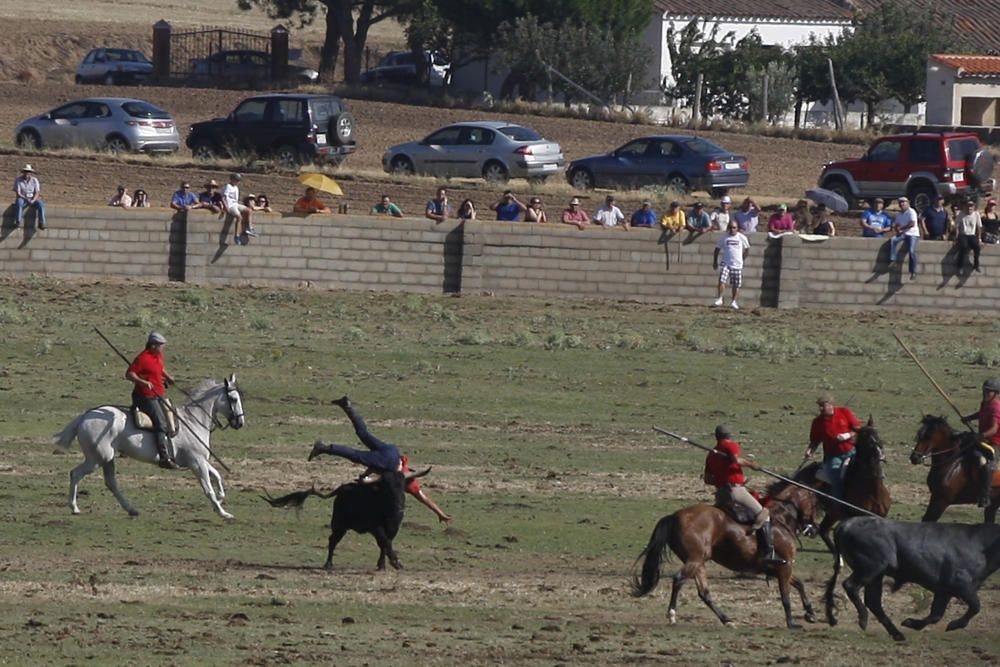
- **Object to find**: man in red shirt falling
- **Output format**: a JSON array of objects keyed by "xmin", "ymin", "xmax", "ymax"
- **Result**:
[
  {"xmin": 803, "ymin": 393, "xmax": 861, "ymax": 500},
  {"xmin": 704, "ymin": 424, "xmax": 785, "ymax": 565},
  {"xmin": 964, "ymin": 377, "xmax": 1000, "ymax": 507},
  {"xmin": 125, "ymin": 331, "xmax": 178, "ymax": 469}
]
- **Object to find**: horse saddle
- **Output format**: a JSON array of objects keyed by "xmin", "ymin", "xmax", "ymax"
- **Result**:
[
  {"xmin": 716, "ymin": 493, "xmax": 761, "ymax": 525},
  {"xmin": 815, "ymin": 457, "xmax": 851, "ymax": 485},
  {"xmin": 131, "ymin": 399, "xmax": 178, "ymax": 436}
]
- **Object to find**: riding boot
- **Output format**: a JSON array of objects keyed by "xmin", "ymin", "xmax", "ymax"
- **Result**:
[
  {"xmin": 757, "ymin": 522, "xmax": 786, "ymax": 565},
  {"xmin": 155, "ymin": 433, "xmax": 179, "ymax": 470},
  {"xmin": 979, "ymin": 458, "xmax": 995, "ymax": 508}
]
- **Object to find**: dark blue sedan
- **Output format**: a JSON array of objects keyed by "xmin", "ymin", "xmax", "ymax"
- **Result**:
[{"xmin": 566, "ymin": 135, "xmax": 749, "ymax": 196}]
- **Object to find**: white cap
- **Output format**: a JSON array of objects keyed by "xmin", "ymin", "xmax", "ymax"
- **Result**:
[
  {"xmin": 720, "ymin": 195, "xmax": 732, "ymax": 204},
  {"xmin": 147, "ymin": 331, "xmax": 167, "ymax": 345}
]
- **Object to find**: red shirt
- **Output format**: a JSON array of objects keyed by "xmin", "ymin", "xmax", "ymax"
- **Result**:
[
  {"xmin": 810, "ymin": 407, "xmax": 861, "ymax": 457},
  {"xmin": 128, "ymin": 348, "xmax": 165, "ymax": 398},
  {"xmin": 704, "ymin": 439, "xmax": 745, "ymax": 487},
  {"xmin": 401, "ymin": 455, "xmax": 421, "ymax": 496},
  {"xmin": 979, "ymin": 398, "xmax": 1000, "ymax": 446}
]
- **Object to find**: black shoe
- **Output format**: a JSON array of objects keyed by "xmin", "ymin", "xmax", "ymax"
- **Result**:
[
  {"xmin": 331, "ymin": 395, "xmax": 351, "ymax": 410},
  {"xmin": 158, "ymin": 456, "xmax": 179, "ymax": 470},
  {"xmin": 308, "ymin": 440, "xmax": 327, "ymax": 462},
  {"xmin": 37, "ymin": 222, "xmax": 46, "ymax": 230},
  {"xmin": 975, "ymin": 265, "xmax": 981, "ymax": 273},
  {"xmin": 13, "ymin": 219, "xmax": 21, "ymax": 228}
]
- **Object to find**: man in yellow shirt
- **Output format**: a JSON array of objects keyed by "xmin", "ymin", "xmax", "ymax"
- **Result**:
[{"xmin": 660, "ymin": 200, "xmax": 686, "ymax": 232}]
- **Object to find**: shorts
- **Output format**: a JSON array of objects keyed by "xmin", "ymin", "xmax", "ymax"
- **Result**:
[
  {"xmin": 719, "ymin": 265, "xmax": 742, "ymax": 288},
  {"xmin": 227, "ymin": 203, "xmax": 249, "ymax": 218}
]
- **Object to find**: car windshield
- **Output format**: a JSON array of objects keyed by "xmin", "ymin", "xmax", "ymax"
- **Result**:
[
  {"xmin": 121, "ymin": 101, "xmax": 170, "ymax": 119},
  {"xmin": 107, "ymin": 49, "xmax": 150, "ymax": 63},
  {"xmin": 308, "ymin": 98, "xmax": 340, "ymax": 123},
  {"xmin": 679, "ymin": 137, "xmax": 724, "ymax": 155},
  {"xmin": 498, "ymin": 125, "xmax": 542, "ymax": 142}
]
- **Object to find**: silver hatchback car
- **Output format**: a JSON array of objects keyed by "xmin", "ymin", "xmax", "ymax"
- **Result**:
[
  {"xmin": 15, "ymin": 97, "xmax": 180, "ymax": 154},
  {"xmin": 382, "ymin": 121, "xmax": 564, "ymax": 182}
]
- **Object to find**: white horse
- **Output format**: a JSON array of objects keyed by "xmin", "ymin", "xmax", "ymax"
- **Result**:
[{"xmin": 53, "ymin": 374, "xmax": 245, "ymax": 520}]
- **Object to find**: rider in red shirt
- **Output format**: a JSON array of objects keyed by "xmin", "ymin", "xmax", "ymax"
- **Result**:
[
  {"xmin": 704, "ymin": 425, "xmax": 785, "ymax": 565},
  {"xmin": 964, "ymin": 377, "xmax": 1000, "ymax": 507},
  {"xmin": 803, "ymin": 393, "xmax": 861, "ymax": 499},
  {"xmin": 125, "ymin": 331, "xmax": 178, "ymax": 469}
]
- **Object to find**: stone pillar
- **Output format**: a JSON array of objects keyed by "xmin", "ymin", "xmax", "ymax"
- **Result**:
[
  {"xmin": 270, "ymin": 25, "xmax": 289, "ymax": 82},
  {"xmin": 152, "ymin": 20, "xmax": 171, "ymax": 82}
]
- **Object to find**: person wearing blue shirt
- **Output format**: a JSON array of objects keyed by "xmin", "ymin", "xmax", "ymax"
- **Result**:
[
  {"xmin": 630, "ymin": 200, "xmax": 658, "ymax": 227},
  {"xmin": 685, "ymin": 202, "xmax": 712, "ymax": 232},
  {"xmin": 169, "ymin": 181, "xmax": 200, "ymax": 212},
  {"xmin": 490, "ymin": 190, "xmax": 526, "ymax": 221},
  {"xmin": 919, "ymin": 194, "xmax": 950, "ymax": 240},
  {"xmin": 860, "ymin": 198, "xmax": 893, "ymax": 237}
]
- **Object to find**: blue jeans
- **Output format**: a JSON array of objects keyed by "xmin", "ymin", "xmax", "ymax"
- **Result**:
[
  {"xmin": 889, "ymin": 234, "xmax": 918, "ymax": 274},
  {"xmin": 324, "ymin": 404, "xmax": 400, "ymax": 472},
  {"xmin": 14, "ymin": 197, "xmax": 45, "ymax": 227},
  {"xmin": 823, "ymin": 450, "xmax": 855, "ymax": 499}
]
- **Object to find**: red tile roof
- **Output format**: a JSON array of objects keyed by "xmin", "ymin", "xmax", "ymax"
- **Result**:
[
  {"xmin": 653, "ymin": 0, "xmax": 853, "ymax": 21},
  {"xmin": 930, "ymin": 54, "xmax": 1000, "ymax": 76},
  {"xmin": 848, "ymin": 1, "xmax": 1000, "ymax": 54}
]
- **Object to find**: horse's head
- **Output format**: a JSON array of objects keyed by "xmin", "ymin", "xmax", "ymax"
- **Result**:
[
  {"xmin": 854, "ymin": 417, "xmax": 885, "ymax": 464},
  {"xmin": 766, "ymin": 480, "xmax": 818, "ymax": 536},
  {"xmin": 221, "ymin": 373, "xmax": 245, "ymax": 430},
  {"xmin": 911, "ymin": 414, "xmax": 952, "ymax": 464}
]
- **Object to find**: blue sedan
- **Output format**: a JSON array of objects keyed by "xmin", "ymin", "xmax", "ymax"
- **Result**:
[{"xmin": 566, "ymin": 135, "xmax": 749, "ymax": 196}]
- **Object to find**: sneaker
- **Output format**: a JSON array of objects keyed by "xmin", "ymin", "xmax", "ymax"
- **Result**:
[
  {"xmin": 910, "ymin": 272, "xmax": 917, "ymax": 280},
  {"xmin": 245, "ymin": 228, "xmax": 258, "ymax": 238},
  {"xmin": 240, "ymin": 233, "xmax": 250, "ymax": 245},
  {"xmin": 713, "ymin": 297, "xmax": 724, "ymax": 307},
  {"xmin": 13, "ymin": 218, "xmax": 21, "ymax": 228},
  {"xmin": 730, "ymin": 302, "xmax": 739, "ymax": 310},
  {"xmin": 37, "ymin": 221, "xmax": 46, "ymax": 230},
  {"xmin": 975, "ymin": 265, "xmax": 981, "ymax": 273},
  {"xmin": 308, "ymin": 440, "xmax": 327, "ymax": 462},
  {"xmin": 233, "ymin": 235, "xmax": 242, "ymax": 246}
]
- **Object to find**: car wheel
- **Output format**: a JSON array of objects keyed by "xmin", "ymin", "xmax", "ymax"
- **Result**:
[
  {"xmin": 389, "ymin": 155, "xmax": 414, "ymax": 175},
  {"xmin": 569, "ymin": 167, "xmax": 594, "ymax": 190},
  {"xmin": 482, "ymin": 161, "xmax": 510, "ymax": 183},
  {"xmin": 666, "ymin": 173, "xmax": 690, "ymax": 195},
  {"xmin": 821, "ymin": 178, "xmax": 856, "ymax": 210},
  {"xmin": 105, "ymin": 135, "xmax": 130, "ymax": 153},
  {"xmin": 907, "ymin": 182, "xmax": 936, "ymax": 212},
  {"xmin": 16, "ymin": 129, "xmax": 41, "ymax": 150},
  {"xmin": 192, "ymin": 141, "xmax": 217, "ymax": 161},
  {"xmin": 103, "ymin": 72, "xmax": 115, "ymax": 85},
  {"xmin": 273, "ymin": 143, "xmax": 300, "ymax": 168},
  {"xmin": 329, "ymin": 112, "xmax": 356, "ymax": 146}
]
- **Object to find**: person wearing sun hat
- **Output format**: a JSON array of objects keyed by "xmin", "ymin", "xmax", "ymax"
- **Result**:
[
  {"xmin": 13, "ymin": 164, "xmax": 45, "ymax": 229},
  {"xmin": 561, "ymin": 196, "xmax": 590, "ymax": 230}
]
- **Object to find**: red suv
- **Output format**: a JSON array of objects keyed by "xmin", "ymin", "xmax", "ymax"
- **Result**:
[{"xmin": 818, "ymin": 132, "xmax": 995, "ymax": 210}]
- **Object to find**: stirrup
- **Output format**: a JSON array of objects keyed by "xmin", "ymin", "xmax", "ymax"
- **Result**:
[{"xmin": 763, "ymin": 551, "xmax": 787, "ymax": 565}]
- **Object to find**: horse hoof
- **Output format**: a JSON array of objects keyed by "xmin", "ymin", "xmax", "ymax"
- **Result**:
[
  {"xmin": 892, "ymin": 633, "xmax": 906, "ymax": 642},
  {"xmin": 901, "ymin": 618, "xmax": 919, "ymax": 630},
  {"xmin": 666, "ymin": 610, "xmax": 677, "ymax": 625},
  {"xmin": 805, "ymin": 612, "xmax": 817, "ymax": 624},
  {"xmin": 128, "ymin": 509, "xmax": 140, "ymax": 517},
  {"xmin": 787, "ymin": 623, "xmax": 802, "ymax": 630},
  {"xmin": 723, "ymin": 620, "xmax": 736, "ymax": 628},
  {"xmin": 71, "ymin": 508, "xmax": 81, "ymax": 515},
  {"xmin": 220, "ymin": 512, "xmax": 235, "ymax": 521}
]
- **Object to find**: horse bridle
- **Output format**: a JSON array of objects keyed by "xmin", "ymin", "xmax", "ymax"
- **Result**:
[{"xmin": 216, "ymin": 378, "xmax": 244, "ymax": 430}]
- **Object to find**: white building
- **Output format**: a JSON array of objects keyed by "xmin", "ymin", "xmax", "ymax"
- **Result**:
[{"xmin": 926, "ymin": 54, "xmax": 1000, "ymax": 127}]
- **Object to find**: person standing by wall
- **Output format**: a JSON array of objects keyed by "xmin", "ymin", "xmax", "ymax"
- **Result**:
[
  {"xmin": 712, "ymin": 220, "xmax": 750, "ymax": 310},
  {"xmin": 889, "ymin": 196, "xmax": 920, "ymax": 279}
]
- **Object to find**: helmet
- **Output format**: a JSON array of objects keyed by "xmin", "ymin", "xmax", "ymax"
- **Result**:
[
  {"xmin": 147, "ymin": 331, "xmax": 167, "ymax": 345},
  {"xmin": 984, "ymin": 378, "xmax": 1000, "ymax": 393},
  {"xmin": 714, "ymin": 424, "xmax": 732, "ymax": 440}
]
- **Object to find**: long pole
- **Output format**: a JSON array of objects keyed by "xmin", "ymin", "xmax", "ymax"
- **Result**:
[
  {"xmin": 94, "ymin": 327, "xmax": 232, "ymax": 472},
  {"xmin": 892, "ymin": 332, "xmax": 974, "ymax": 432},
  {"xmin": 653, "ymin": 426, "xmax": 879, "ymax": 518}
]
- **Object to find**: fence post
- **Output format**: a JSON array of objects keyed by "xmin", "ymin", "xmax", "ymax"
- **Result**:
[
  {"xmin": 152, "ymin": 20, "xmax": 171, "ymax": 82},
  {"xmin": 271, "ymin": 25, "xmax": 289, "ymax": 82}
]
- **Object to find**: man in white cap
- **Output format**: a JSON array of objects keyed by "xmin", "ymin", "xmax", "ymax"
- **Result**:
[
  {"xmin": 711, "ymin": 195, "xmax": 732, "ymax": 231},
  {"xmin": 13, "ymin": 164, "xmax": 45, "ymax": 230},
  {"xmin": 126, "ymin": 331, "xmax": 178, "ymax": 469}
]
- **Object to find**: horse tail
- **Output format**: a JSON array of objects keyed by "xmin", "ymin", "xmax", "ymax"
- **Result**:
[
  {"xmin": 630, "ymin": 513, "xmax": 676, "ymax": 597},
  {"xmin": 53, "ymin": 413, "xmax": 86, "ymax": 450},
  {"xmin": 824, "ymin": 523, "xmax": 845, "ymax": 626}
]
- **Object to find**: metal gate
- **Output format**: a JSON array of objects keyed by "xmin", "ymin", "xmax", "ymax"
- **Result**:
[{"xmin": 167, "ymin": 26, "xmax": 270, "ymax": 78}]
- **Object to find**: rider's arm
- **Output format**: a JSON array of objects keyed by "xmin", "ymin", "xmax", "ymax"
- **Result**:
[{"xmin": 125, "ymin": 369, "xmax": 152, "ymax": 391}]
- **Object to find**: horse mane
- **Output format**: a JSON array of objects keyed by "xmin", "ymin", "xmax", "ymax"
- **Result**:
[
  {"xmin": 763, "ymin": 477, "xmax": 794, "ymax": 499},
  {"xmin": 186, "ymin": 379, "xmax": 221, "ymax": 403}
]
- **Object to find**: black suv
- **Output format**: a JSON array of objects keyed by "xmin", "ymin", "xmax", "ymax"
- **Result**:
[{"xmin": 186, "ymin": 94, "xmax": 356, "ymax": 167}]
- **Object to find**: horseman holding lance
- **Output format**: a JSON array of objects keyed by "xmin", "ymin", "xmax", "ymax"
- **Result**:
[
  {"xmin": 803, "ymin": 393, "xmax": 861, "ymax": 500},
  {"xmin": 704, "ymin": 424, "xmax": 786, "ymax": 565},
  {"xmin": 963, "ymin": 377, "xmax": 1000, "ymax": 507},
  {"xmin": 125, "ymin": 331, "xmax": 178, "ymax": 469}
]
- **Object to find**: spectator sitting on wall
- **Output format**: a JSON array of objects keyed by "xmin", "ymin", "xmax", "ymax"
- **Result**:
[
  {"xmin": 630, "ymin": 200, "xmax": 657, "ymax": 228},
  {"xmin": 561, "ymin": 196, "xmax": 590, "ymax": 230},
  {"xmin": 594, "ymin": 194, "xmax": 627, "ymax": 230},
  {"xmin": 457, "ymin": 198, "xmax": 476, "ymax": 221},
  {"xmin": 919, "ymin": 194, "xmax": 950, "ymax": 241},
  {"xmin": 169, "ymin": 180, "xmax": 199, "ymax": 212},
  {"xmin": 491, "ymin": 190, "xmax": 526, "ymax": 221},
  {"xmin": 734, "ymin": 196, "xmax": 759, "ymax": 234},
  {"xmin": 198, "ymin": 179, "xmax": 223, "ymax": 213},
  {"xmin": 253, "ymin": 194, "xmax": 273, "ymax": 212},
  {"xmin": 767, "ymin": 204, "xmax": 796, "ymax": 234},
  {"xmin": 793, "ymin": 199, "xmax": 812, "ymax": 233},
  {"xmin": 371, "ymin": 194, "xmax": 403, "ymax": 218},
  {"xmin": 812, "ymin": 203, "xmax": 836, "ymax": 236},
  {"xmin": 860, "ymin": 197, "xmax": 892, "ymax": 237},
  {"xmin": 132, "ymin": 188, "xmax": 150, "ymax": 208},
  {"xmin": 660, "ymin": 200, "xmax": 685, "ymax": 233},
  {"xmin": 244, "ymin": 194, "xmax": 271, "ymax": 212},
  {"xmin": 954, "ymin": 198, "xmax": 983, "ymax": 273},
  {"xmin": 684, "ymin": 202, "xmax": 711, "ymax": 233},
  {"xmin": 109, "ymin": 185, "xmax": 132, "ymax": 207},
  {"xmin": 294, "ymin": 187, "xmax": 331, "ymax": 214},
  {"xmin": 711, "ymin": 195, "xmax": 732, "ymax": 231},
  {"xmin": 13, "ymin": 164, "xmax": 45, "ymax": 230},
  {"xmin": 426, "ymin": 187, "xmax": 451, "ymax": 223},
  {"xmin": 524, "ymin": 197, "xmax": 547, "ymax": 223},
  {"xmin": 222, "ymin": 172, "xmax": 255, "ymax": 244},
  {"xmin": 982, "ymin": 198, "xmax": 999, "ymax": 244}
]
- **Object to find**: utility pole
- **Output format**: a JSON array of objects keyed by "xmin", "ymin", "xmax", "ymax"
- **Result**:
[{"xmin": 692, "ymin": 72, "xmax": 703, "ymax": 128}]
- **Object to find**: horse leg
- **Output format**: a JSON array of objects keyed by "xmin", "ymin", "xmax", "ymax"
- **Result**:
[
  {"xmin": 921, "ymin": 495, "xmax": 948, "ymax": 522},
  {"xmin": 944, "ymin": 581, "xmax": 981, "ymax": 632},
  {"xmin": 863, "ymin": 578, "xmax": 905, "ymax": 641},
  {"xmin": 666, "ymin": 570, "xmax": 688, "ymax": 625},
  {"xmin": 205, "ymin": 463, "xmax": 226, "ymax": 502},
  {"xmin": 101, "ymin": 461, "xmax": 139, "ymax": 517},
  {"xmin": 984, "ymin": 499, "xmax": 999, "ymax": 524},
  {"xmin": 68, "ymin": 460, "xmax": 100, "ymax": 514},
  {"xmin": 693, "ymin": 566, "xmax": 731, "ymax": 626},
  {"xmin": 903, "ymin": 590, "xmax": 952, "ymax": 630},
  {"xmin": 842, "ymin": 572, "xmax": 869, "ymax": 631},
  {"xmin": 778, "ymin": 568, "xmax": 802, "ymax": 629},
  {"xmin": 818, "ymin": 514, "xmax": 836, "ymax": 555},
  {"xmin": 189, "ymin": 458, "xmax": 233, "ymax": 520},
  {"xmin": 791, "ymin": 576, "xmax": 817, "ymax": 624},
  {"xmin": 324, "ymin": 523, "xmax": 349, "ymax": 570}
]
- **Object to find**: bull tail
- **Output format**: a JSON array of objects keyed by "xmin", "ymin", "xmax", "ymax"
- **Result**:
[
  {"xmin": 261, "ymin": 483, "xmax": 337, "ymax": 509},
  {"xmin": 53, "ymin": 413, "xmax": 86, "ymax": 450},
  {"xmin": 824, "ymin": 524, "xmax": 845, "ymax": 626},
  {"xmin": 630, "ymin": 513, "xmax": 676, "ymax": 598}
]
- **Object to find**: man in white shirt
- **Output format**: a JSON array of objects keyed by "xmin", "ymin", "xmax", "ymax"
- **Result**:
[
  {"xmin": 954, "ymin": 198, "xmax": 983, "ymax": 273},
  {"xmin": 109, "ymin": 185, "xmax": 132, "ymax": 207},
  {"xmin": 711, "ymin": 195, "xmax": 732, "ymax": 231},
  {"xmin": 592, "ymin": 194, "xmax": 626, "ymax": 230},
  {"xmin": 221, "ymin": 172, "xmax": 255, "ymax": 245},
  {"xmin": 13, "ymin": 164, "xmax": 45, "ymax": 229},
  {"xmin": 889, "ymin": 196, "xmax": 920, "ymax": 279},
  {"xmin": 712, "ymin": 220, "xmax": 750, "ymax": 310}
]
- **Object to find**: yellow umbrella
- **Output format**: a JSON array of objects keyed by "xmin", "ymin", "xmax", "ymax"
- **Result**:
[{"xmin": 297, "ymin": 172, "xmax": 344, "ymax": 197}]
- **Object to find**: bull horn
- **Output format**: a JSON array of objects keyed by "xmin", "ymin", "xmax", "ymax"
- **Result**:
[
  {"xmin": 406, "ymin": 466, "xmax": 432, "ymax": 481},
  {"xmin": 867, "ymin": 414, "xmax": 875, "ymax": 427}
]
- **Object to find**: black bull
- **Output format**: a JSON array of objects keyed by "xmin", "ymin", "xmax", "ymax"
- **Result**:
[
  {"xmin": 262, "ymin": 468, "xmax": 429, "ymax": 570},
  {"xmin": 825, "ymin": 516, "xmax": 1000, "ymax": 641}
]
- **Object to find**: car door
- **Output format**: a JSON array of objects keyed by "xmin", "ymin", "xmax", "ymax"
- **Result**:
[
  {"xmin": 43, "ymin": 101, "xmax": 90, "ymax": 148},
  {"xmin": 268, "ymin": 98, "xmax": 305, "ymax": 151},
  {"xmin": 857, "ymin": 139, "xmax": 903, "ymax": 197},
  {"xmin": 603, "ymin": 139, "xmax": 650, "ymax": 188},
  {"xmin": 228, "ymin": 98, "xmax": 269, "ymax": 154},
  {"xmin": 454, "ymin": 126, "xmax": 496, "ymax": 177},
  {"xmin": 641, "ymin": 139, "xmax": 683, "ymax": 187},
  {"xmin": 75, "ymin": 101, "xmax": 115, "ymax": 148},
  {"xmin": 416, "ymin": 126, "xmax": 462, "ymax": 175}
]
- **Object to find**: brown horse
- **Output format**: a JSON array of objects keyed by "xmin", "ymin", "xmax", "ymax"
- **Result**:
[
  {"xmin": 630, "ymin": 479, "xmax": 819, "ymax": 629},
  {"xmin": 911, "ymin": 415, "xmax": 1000, "ymax": 522},
  {"xmin": 795, "ymin": 420, "xmax": 891, "ymax": 555}
]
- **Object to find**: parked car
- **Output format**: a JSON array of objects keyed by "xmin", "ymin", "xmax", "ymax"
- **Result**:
[
  {"xmin": 382, "ymin": 121, "xmax": 563, "ymax": 182},
  {"xmin": 190, "ymin": 50, "xmax": 319, "ymax": 85},
  {"xmin": 15, "ymin": 97, "xmax": 180, "ymax": 154},
  {"xmin": 361, "ymin": 50, "xmax": 449, "ymax": 87},
  {"xmin": 566, "ymin": 135, "xmax": 749, "ymax": 196},
  {"xmin": 186, "ymin": 93, "xmax": 355, "ymax": 167},
  {"xmin": 818, "ymin": 131, "xmax": 996, "ymax": 210},
  {"xmin": 75, "ymin": 48, "xmax": 153, "ymax": 85}
]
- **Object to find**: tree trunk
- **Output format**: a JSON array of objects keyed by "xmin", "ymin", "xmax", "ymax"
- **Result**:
[
  {"xmin": 331, "ymin": 0, "xmax": 376, "ymax": 85},
  {"xmin": 319, "ymin": 3, "xmax": 341, "ymax": 80},
  {"xmin": 794, "ymin": 97, "xmax": 803, "ymax": 129}
]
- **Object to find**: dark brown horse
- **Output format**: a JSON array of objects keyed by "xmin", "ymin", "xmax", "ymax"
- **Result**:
[
  {"xmin": 911, "ymin": 415, "xmax": 1000, "ymax": 522},
  {"xmin": 630, "ymin": 480, "xmax": 819, "ymax": 629},
  {"xmin": 795, "ymin": 420, "xmax": 891, "ymax": 555}
]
